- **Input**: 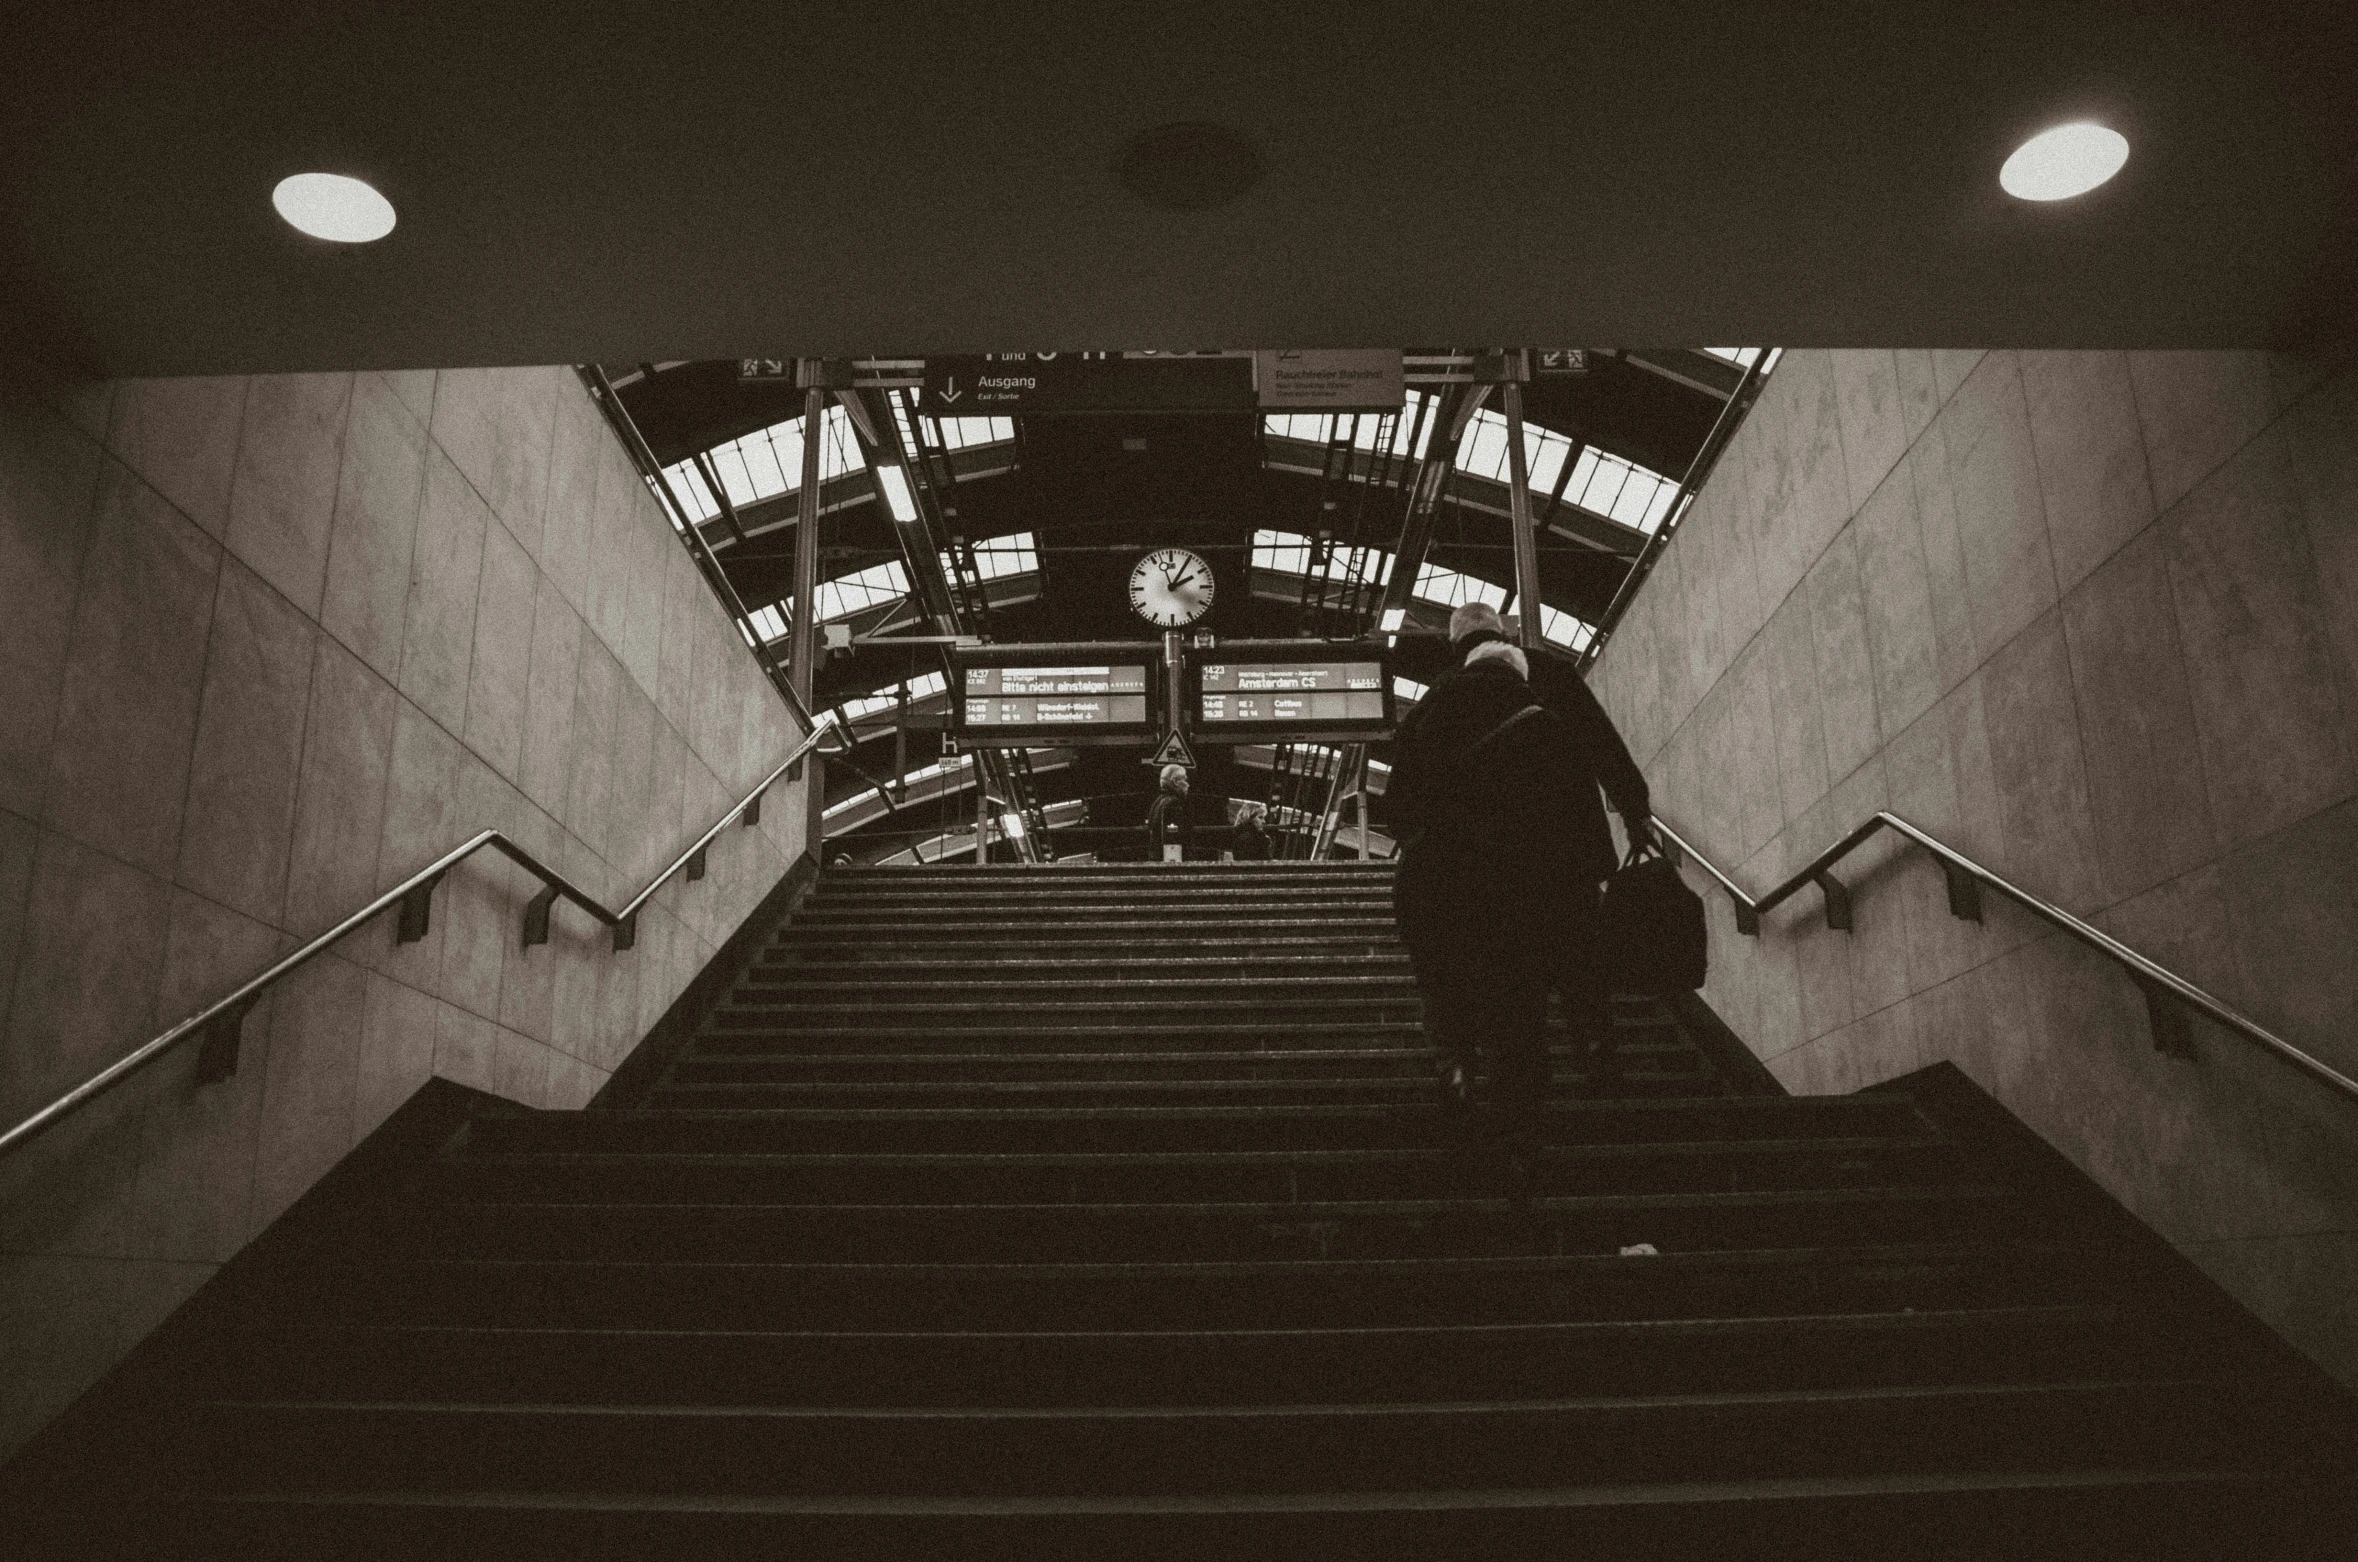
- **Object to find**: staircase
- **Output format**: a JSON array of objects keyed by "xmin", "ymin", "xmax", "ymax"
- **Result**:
[{"xmin": 7, "ymin": 861, "xmax": 2354, "ymax": 1558}]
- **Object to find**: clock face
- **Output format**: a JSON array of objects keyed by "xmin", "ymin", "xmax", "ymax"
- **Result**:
[{"xmin": 1128, "ymin": 548, "xmax": 1215, "ymax": 628}]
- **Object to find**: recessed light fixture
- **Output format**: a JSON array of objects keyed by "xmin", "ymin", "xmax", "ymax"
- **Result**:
[
  {"xmin": 1999, "ymin": 122, "xmax": 2129, "ymax": 202},
  {"xmin": 271, "ymin": 172, "xmax": 397, "ymax": 242}
]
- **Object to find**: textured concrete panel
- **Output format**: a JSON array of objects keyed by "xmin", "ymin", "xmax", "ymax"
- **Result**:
[
  {"xmin": 396, "ymin": 450, "xmax": 488, "ymax": 732},
  {"xmin": 1892, "ymin": 349, "xmax": 1939, "ymax": 444},
  {"xmin": 2020, "ymin": 350, "xmax": 2155, "ymax": 595},
  {"xmin": 1757, "ymin": 593, "xmax": 1827, "ymax": 824},
  {"xmin": 353, "ymin": 972, "xmax": 437, "ymax": 1138},
  {"xmin": 1904, "ymin": 425, "xmax": 1980, "ymax": 695},
  {"xmin": 246, "ymin": 950, "xmax": 364, "ymax": 1239},
  {"xmin": 223, "ymin": 373, "xmax": 351, "ymax": 618},
  {"xmin": 464, "ymin": 516, "xmax": 537, "ymax": 782},
  {"xmin": 177, "ymin": 561, "xmax": 315, "ymax": 925},
  {"xmin": 319, "ymin": 371, "xmax": 427, "ymax": 681},
  {"xmin": 1803, "ymin": 530, "xmax": 1879, "ymax": 783},
  {"xmin": 369, "ymin": 702, "xmax": 466, "ymax": 993},
  {"xmin": 539, "ymin": 378, "xmax": 604, "ymax": 613},
  {"xmin": 2219, "ymin": 798, "xmax": 2358, "ymax": 1080},
  {"xmin": 0, "ymin": 831, "xmax": 171, "ymax": 1121},
  {"xmin": 2131, "ymin": 350, "xmax": 2278, "ymax": 513},
  {"xmin": 0, "ymin": 394, "xmax": 100, "ymax": 818},
  {"xmin": 1977, "ymin": 609, "xmax": 2103, "ymax": 912},
  {"xmin": 583, "ymin": 439, "xmax": 639, "ymax": 654},
  {"xmin": 105, "ymin": 376, "xmax": 244, "ymax": 539},
  {"xmin": 43, "ymin": 466, "xmax": 219, "ymax": 877},
  {"xmin": 128, "ymin": 889, "xmax": 281, "ymax": 1264},
  {"xmin": 380, "ymin": 371, "xmax": 436, "ymax": 427},
  {"xmin": 2060, "ymin": 528, "xmax": 2216, "ymax": 903},
  {"xmin": 518, "ymin": 575, "xmax": 583, "ymax": 816},
  {"xmin": 430, "ymin": 368, "xmax": 557, "ymax": 556},
  {"xmin": 565, "ymin": 641, "xmax": 624, "ymax": 863},
  {"xmin": 2164, "ymin": 429, "xmax": 2356, "ymax": 849},
  {"xmin": 1940, "ymin": 353, "xmax": 2058, "ymax": 659},
  {"xmin": 281, "ymin": 638, "xmax": 395, "ymax": 941},
  {"xmin": 2283, "ymin": 369, "xmax": 2358, "ymax": 736},
  {"xmin": 1851, "ymin": 466, "xmax": 1939, "ymax": 744},
  {"xmin": 1830, "ymin": 349, "xmax": 1906, "ymax": 513},
  {"xmin": 1930, "ymin": 350, "xmax": 1985, "ymax": 405}
]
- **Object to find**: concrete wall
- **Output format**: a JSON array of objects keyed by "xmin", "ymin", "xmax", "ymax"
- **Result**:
[
  {"xmin": 1590, "ymin": 348, "xmax": 2358, "ymax": 1384},
  {"xmin": 0, "ymin": 361, "xmax": 808, "ymax": 1454}
]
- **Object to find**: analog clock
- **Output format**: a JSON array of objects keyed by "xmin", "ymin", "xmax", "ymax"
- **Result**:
[{"xmin": 1128, "ymin": 548, "xmax": 1215, "ymax": 628}]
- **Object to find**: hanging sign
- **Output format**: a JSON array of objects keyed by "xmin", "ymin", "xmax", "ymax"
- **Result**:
[
  {"xmin": 1535, "ymin": 349, "xmax": 1592, "ymax": 376},
  {"xmin": 920, "ymin": 353, "xmax": 1255, "ymax": 414},
  {"xmin": 1145, "ymin": 729, "xmax": 1198, "ymax": 769},
  {"xmin": 1252, "ymin": 349, "xmax": 1405, "ymax": 411}
]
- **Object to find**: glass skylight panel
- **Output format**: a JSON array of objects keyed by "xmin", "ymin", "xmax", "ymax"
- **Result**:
[
  {"xmin": 920, "ymin": 415, "xmax": 1018, "ymax": 452},
  {"xmin": 876, "ymin": 465, "xmax": 918, "ymax": 523},
  {"xmin": 1562, "ymin": 447, "xmax": 1679, "ymax": 535},
  {"xmin": 1251, "ymin": 529, "xmax": 1314, "ymax": 573},
  {"xmin": 1261, "ymin": 391, "xmax": 1432, "ymax": 459},
  {"xmin": 811, "ymin": 559, "xmax": 912, "ymax": 622},
  {"xmin": 1411, "ymin": 562, "xmax": 1508, "ymax": 612},
  {"xmin": 1539, "ymin": 604, "xmax": 1596, "ymax": 652},
  {"xmin": 746, "ymin": 603, "xmax": 788, "ymax": 643},
  {"xmin": 1393, "ymin": 677, "xmax": 1428, "ymax": 704},
  {"xmin": 1703, "ymin": 347, "xmax": 1763, "ymax": 368},
  {"xmin": 657, "ymin": 405, "xmax": 869, "ymax": 527},
  {"xmin": 1451, "ymin": 406, "xmax": 1571, "ymax": 492}
]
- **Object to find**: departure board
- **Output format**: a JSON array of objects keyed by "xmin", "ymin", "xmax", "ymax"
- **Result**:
[
  {"xmin": 963, "ymin": 664, "xmax": 1150, "ymax": 728},
  {"xmin": 1197, "ymin": 660, "xmax": 1387, "ymax": 724}
]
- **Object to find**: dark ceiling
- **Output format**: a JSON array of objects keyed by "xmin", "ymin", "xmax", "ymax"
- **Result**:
[{"xmin": 6, "ymin": 3, "xmax": 2355, "ymax": 377}]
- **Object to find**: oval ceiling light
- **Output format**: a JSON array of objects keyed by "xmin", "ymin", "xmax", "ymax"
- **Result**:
[
  {"xmin": 1999, "ymin": 122, "xmax": 2129, "ymax": 201},
  {"xmin": 271, "ymin": 172, "xmax": 397, "ymax": 242}
]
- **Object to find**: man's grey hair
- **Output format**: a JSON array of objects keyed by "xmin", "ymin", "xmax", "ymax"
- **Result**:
[
  {"xmin": 1464, "ymin": 640, "xmax": 1529, "ymax": 678},
  {"xmin": 1448, "ymin": 602, "xmax": 1506, "ymax": 644},
  {"xmin": 1159, "ymin": 764, "xmax": 1190, "ymax": 792}
]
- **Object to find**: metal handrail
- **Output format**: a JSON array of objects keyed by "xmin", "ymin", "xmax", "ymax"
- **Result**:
[
  {"xmin": 0, "ymin": 723, "xmax": 832, "ymax": 1161},
  {"xmin": 1647, "ymin": 809, "xmax": 2358, "ymax": 1105}
]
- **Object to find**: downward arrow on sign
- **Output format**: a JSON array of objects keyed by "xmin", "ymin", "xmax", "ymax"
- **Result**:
[{"xmin": 940, "ymin": 379, "xmax": 963, "ymax": 404}]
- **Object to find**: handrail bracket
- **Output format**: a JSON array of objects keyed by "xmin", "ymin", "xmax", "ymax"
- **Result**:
[
  {"xmin": 1813, "ymin": 869, "xmax": 1853, "ymax": 933},
  {"xmin": 397, "ymin": 872, "xmax": 445, "ymax": 944},
  {"xmin": 522, "ymin": 884, "xmax": 561, "ymax": 949},
  {"xmin": 194, "ymin": 995, "xmax": 258, "ymax": 1084},
  {"xmin": 2140, "ymin": 981, "xmax": 2199, "ymax": 1061},
  {"xmin": 1941, "ymin": 861, "xmax": 1984, "ymax": 923}
]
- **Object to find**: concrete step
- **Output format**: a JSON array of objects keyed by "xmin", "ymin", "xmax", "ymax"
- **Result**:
[{"xmin": 422, "ymin": 1134, "xmax": 1957, "ymax": 1207}]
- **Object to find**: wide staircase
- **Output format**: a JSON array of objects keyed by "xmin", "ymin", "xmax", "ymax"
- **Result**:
[{"xmin": 6, "ymin": 861, "xmax": 2355, "ymax": 1557}]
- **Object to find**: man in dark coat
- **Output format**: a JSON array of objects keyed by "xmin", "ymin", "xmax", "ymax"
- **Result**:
[
  {"xmin": 1146, "ymin": 764, "xmax": 1194, "ymax": 862},
  {"xmin": 1387, "ymin": 604, "xmax": 1651, "ymax": 1116}
]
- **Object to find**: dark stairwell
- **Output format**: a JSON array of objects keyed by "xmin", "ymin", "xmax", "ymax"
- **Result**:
[{"xmin": 4, "ymin": 860, "xmax": 2353, "ymax": 1558}]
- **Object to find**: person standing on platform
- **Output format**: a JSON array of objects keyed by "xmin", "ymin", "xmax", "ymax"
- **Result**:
[
  {"xmin": 1146, "ymin": 764, "xmax": 1194, "ymax": 863},
  {"xmin": 1389, "ymin": 605, "xmax": 1650, "ymax": 1127},
  {"xmin": 1230, "ymin": 800, "xmax": 1273, "ymax": 861}
]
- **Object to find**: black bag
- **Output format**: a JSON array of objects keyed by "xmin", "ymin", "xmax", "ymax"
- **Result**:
[{"xmin": 1600, "ymin": 839, "xmax": 1709, "ymax": 993}]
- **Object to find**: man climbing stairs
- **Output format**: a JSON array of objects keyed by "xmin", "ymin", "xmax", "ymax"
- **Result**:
[{"xmin": 5, "ymin": 860, "xmax": 2353, "ymax": 1558}]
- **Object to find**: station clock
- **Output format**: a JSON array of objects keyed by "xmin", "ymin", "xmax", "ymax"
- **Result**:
[{"xmin": 1128, "ymin": 548, "xmax": 1215, "ymax": 629}]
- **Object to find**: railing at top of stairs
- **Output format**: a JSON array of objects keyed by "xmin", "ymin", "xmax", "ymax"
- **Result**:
[
  {"xmin": 0, "ymin": 722, "xmax": 844, "ymax": 1163},
  {"xmin": 1648, "ymin": 808, "xmax": 2358, "ymax": 1105}
]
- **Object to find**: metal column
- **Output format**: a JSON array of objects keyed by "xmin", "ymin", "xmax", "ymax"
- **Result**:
[
  {"xmin": 793, "ymin": 366, "xmax": 827, "ymax": 846},
  {"xmin": 1501, "ymin": 356, "xmax": 1543, "ymax": 653}
]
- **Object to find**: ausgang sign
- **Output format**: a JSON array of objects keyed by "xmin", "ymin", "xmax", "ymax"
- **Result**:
[
  {"xmin": 1251, "ymin": 349, "xmax": 1404, "ymax": 411},
  {"xmin": 919, "ymin": 353, "xmax": 1255, "ymax": 414}
]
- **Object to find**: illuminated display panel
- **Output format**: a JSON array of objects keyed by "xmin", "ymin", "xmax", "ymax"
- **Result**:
[
  {"xmin": 962, "ymin": 664, "xmax": 1149, "ymax": 728},
  {"xmin": 1198, "ymin": 660, "xmax": 1387, "ymax": 725}
]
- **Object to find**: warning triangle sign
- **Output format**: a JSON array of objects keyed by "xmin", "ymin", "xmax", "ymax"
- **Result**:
[{"xmin": 1145, "ymin": 729, "xmax": 1197, "ymax": 768}]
